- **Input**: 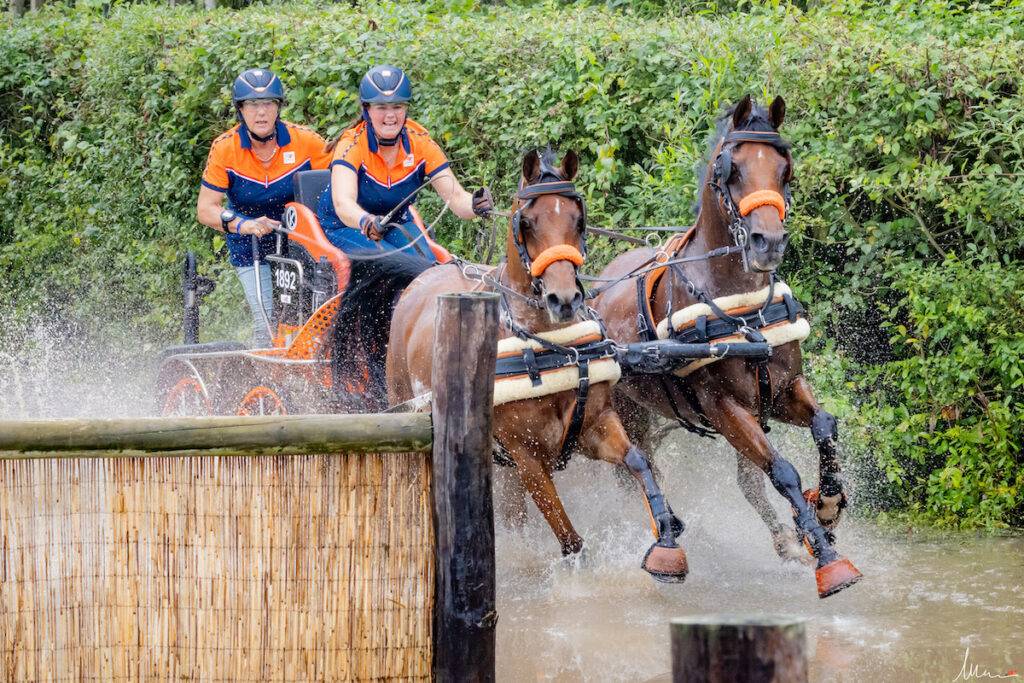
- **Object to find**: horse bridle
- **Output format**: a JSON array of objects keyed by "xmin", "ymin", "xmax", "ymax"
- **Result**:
[
  {"xmin": 709, "ymin": 129, "xmax": 794, "ymax": 272},
  {"xmin": 510, "ymin": 177, "xmax": 588, "ymax": 296}
]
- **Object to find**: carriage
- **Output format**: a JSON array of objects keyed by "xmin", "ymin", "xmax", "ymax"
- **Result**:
[{"xmin": 154, "ymin": 169, "xmax": 451, "ymax": 417}]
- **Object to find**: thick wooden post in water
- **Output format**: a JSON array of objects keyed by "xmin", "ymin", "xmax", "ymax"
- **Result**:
[
  {"xmin": 671, "ymin": 617, "xmax": 807, "ymax": 683},
  {"xmin": 431, "ymin": 292, "xmax": 499, "ymax": 683}
]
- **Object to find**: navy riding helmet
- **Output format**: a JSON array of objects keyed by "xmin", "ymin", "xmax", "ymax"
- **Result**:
[
  {"xmin": 232, "ymin": 68, "xmax": 285, "ymax": 141},
  {"xmin": 359, "ymin": 65, "xmax": 412, "ymax": 105},
  {"xmin": 359, "ymin": 65, "xmax": 412, "ymax": 149}
]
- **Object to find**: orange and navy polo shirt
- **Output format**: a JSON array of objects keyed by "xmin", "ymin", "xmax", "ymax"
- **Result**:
[
  {"xmin": 202, "ymin": 120, "xmax": 331, "ymax": 266},
  {"xmin": 315, "ymin": 119, "xmax": 449, "ymax": 230}
]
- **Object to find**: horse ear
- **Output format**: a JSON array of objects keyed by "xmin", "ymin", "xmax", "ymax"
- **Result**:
[
  {"xmin": 732, "ymin": 94, "xmax": 752, "ymax": 129},
  {"xmin": 769, "ymin": 95, "xmax": 786, "ymax": 129},
  {"xmin": 521, "ymin": 149, "xmax": 541, "ymax": 184},
  {"xmin": 560, "ymin": 149, "xmax": 579, "ymax": 181}
]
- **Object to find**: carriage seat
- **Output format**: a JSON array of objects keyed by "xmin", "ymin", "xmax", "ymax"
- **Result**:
[{"xmin": 292, "ymin": 169, "xmax": 331, "ymax": 211}]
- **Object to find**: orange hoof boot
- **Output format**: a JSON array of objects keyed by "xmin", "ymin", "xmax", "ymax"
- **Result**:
[
  {"xmin": 815, "ymin": 557, "xmax": 863, "ymax": 598},
  {"xmin": 804, "ymin": 487, "xmax": 846, "ymax": 532},
  {"xmin": 642, "ymin": 542, "xmax": 689, "ymax": 583}
]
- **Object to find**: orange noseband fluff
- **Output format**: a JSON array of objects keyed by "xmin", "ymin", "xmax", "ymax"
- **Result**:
[
  {"xmin": 738, "ymin": 190, "xmax": 786, "ymax": 221},
  {"xmin": 530, "ymin": 245, "xmax": 585, "ymax": 277}
]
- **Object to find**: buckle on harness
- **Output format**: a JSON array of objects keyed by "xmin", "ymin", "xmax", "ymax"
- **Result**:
[{"xmin": 522, "ymin": 347, "xmax": 543, "ymax": 387}]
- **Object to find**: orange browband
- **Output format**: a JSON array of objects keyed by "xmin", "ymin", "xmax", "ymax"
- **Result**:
[
  {"xmin": 530, "ymin": 244, "xmax": 585, "ymax": 277},
  {"xmin": 738, "ymin": 190, "xmax": 786, "ymax": 221}
]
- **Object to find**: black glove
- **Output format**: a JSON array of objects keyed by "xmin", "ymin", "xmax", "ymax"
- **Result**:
[
  {"xmin": 471, "ymin": 187, "xmax": 494, "ymax": 217},
  {"xmin": 358, "ymin": 213, "xmax": 384, "ymax": 241}
]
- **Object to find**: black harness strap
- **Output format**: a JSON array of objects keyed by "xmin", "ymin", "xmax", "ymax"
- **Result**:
[{"xmin": 556, "ymin": 358, "xmax": 591, "ymax": 471}]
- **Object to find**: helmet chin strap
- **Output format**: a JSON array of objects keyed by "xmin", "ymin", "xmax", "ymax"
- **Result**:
[
  {"xmin": 249, "ymin": 129, "xmax": 277, "ymax": 144},
  {"xmin": 363, "ymin": 106, "xmax": 406, "ymax": 149},
  {"xmin": 237, "ymin": 107, "xmax": 279, "ymax": 144}
]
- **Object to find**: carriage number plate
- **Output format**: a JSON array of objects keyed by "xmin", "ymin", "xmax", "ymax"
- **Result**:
[{"xmin": 274, "ymin": 267, "xmax": 297, "ymax": 291}]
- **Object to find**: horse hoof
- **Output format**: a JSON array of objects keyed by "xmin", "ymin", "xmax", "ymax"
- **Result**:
[
  {"xmin": 815, "ymin": 557, "xmax": 863, "ymax": 598},
  {"xmin": 642, "ymin": 542, "xmax": 688, "ymax": 583},
  {"xmin": 772, "ymin": 528, "xmax": 815, "ymax": 566},
  {"xmin": 804, "ymin": 488, "xmax": 846, "ymax": 532},
  {"xmin": 560, "ymin": 545, "xmax": 589, "ymax": 570}
]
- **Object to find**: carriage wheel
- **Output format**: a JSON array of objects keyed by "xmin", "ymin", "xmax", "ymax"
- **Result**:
[
  {"xmin": 162, "ymin": 375, "xmax": 213, "ymax": 416},
  {"xmin": 236, "ymin": 384, "xmax": 288, "ymax": 416}
]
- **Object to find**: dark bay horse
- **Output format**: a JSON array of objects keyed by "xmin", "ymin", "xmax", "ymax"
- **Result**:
[
  {"xmin": 594, "ymin": 96, "xmax": 862, "ymax": 598},
  {"xmin": 387, "ymin": 149, "xmax": 688, "ymax": 581}
]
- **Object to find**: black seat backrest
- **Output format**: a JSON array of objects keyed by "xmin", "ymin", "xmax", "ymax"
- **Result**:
[{"xmin": 292, "ymin": 169, "xmax": 331, "ymax": 211}]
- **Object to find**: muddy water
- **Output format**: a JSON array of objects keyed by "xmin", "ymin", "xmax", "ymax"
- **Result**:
[{"xmin": 495, "ymin": 428, "xmax": 1023, "ymax": 682}]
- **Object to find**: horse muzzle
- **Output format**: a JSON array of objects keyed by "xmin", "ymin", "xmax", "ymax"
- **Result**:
[{"xmin": 748, "ymin": 230, "xmax": 789, "ymax": 272}]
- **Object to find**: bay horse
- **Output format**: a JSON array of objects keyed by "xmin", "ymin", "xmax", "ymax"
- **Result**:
[
  {"xmin": 387, "ymin": 148, "xmax": 688, "ymax": 581},
  {"xmin": 594, "ymin": 96, "xmax": 862, "ymax": 598}
]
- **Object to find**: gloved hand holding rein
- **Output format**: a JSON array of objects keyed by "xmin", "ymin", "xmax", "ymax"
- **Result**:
[
  {"xmin": 472, "ymin": 187, "xmax": 494, "ymax": 217},
  {"xmin": 359, "ymin": 213, "xmax": 385, "ymax": 241}
]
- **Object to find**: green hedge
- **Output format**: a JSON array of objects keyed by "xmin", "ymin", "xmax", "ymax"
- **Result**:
[{"xmin": 2, "ymin": 0, "xmax": 1022, "ymax": 527}]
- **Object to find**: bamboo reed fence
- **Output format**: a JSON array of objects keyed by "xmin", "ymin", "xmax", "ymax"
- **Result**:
[{"xmin": 0, "ymin": 293, "xmax": 499, "ymax": 682}]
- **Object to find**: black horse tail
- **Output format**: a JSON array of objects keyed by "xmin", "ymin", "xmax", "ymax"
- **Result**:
[{"xmin": 331, "ymin": 248, "xmax": 432, "ymax": 411}]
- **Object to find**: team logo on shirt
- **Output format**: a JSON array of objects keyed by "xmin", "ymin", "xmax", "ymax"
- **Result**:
[
  {"xmin": 403, "ymin": 154, "xmax": 414, "ymax": 168},
  {"xmin": 283, "ymin": 151, "xmax": 296, "ymax": 164}
]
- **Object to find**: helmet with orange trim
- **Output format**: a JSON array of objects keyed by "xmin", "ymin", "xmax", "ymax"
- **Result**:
[{"xmin": 359, "ymin": 65, "xmax": 412, "ymax": 105}]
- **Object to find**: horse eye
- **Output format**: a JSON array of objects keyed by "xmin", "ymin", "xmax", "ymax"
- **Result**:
[{"xmin": 729, "ymin": 168, "xmax": 742, "ymax": 184}]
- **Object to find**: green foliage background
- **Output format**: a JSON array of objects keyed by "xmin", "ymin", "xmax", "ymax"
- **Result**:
[{"xmin": 2, "ymin": 0, "xmax": 1022, "ymax": 528}]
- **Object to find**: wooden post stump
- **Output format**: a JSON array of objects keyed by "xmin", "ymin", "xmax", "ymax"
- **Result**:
[
  {"xmin": 430, "ymin": 292, "xmax": 499, "ymax": 683},
  {"xmin": 671, "ymin": 616, "xmax": 807, "ymax": 683}
]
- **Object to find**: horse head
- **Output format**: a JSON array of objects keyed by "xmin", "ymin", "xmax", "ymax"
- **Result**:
[
  {"xmin": 707, "ymin": 95, "xmax": 793, "ymax": 273},
  {"xmin": 508, "ymin": 148, "xmax": 587, "ymax": 323}
]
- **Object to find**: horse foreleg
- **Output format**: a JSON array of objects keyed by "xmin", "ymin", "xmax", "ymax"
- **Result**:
[
  {"xmin": 774, "ymin": 375, "xmax": 847, "ymax": 534},
  {"xmin": 735, "ymin": 453, "xmax": 810, "ymax": 565},
  {"xmin": 581, "ymin": 408, "xmax": 688, "ymax": 583},
  {"xmin": 494, "ymin": 461, "xmax": 529, "ymax": 531},
  {"xmin": 706, "ymin": 397, "xmax": 861, "ymax": 598},
  {"xmin": 506, "ymin": 443, "xmax": 583, "ymax": 556}
]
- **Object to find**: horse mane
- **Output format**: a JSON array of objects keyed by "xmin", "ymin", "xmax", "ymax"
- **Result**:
[{"xmin": 693, "ymin": 99, "xmax": 777, "ymax": 215}]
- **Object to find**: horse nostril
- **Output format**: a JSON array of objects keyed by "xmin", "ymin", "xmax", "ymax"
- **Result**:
[
  {"xmin": 778, "ymin": 234, "xmax": 790, "ymax": 252},
  {"xmin": 572, "ymin": 291, "xmax": 583, "ymax": 309},
  {"xmin": 750, "ymin": 233, "xmax": 769, "ymax": 253}
]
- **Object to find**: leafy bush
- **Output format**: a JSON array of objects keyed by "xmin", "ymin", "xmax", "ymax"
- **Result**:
[{"xmin": 1, "ymin": 0, "xmax": 1021, "ymax": 526}]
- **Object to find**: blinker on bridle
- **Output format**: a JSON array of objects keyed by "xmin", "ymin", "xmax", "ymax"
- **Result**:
[
  {"xmin": 511, "ymin": 179, "xmax": 588, "ymax": 294},
  {"xmin": 710, "ymin": 129, "xmax": 793, "ymax": 272}
]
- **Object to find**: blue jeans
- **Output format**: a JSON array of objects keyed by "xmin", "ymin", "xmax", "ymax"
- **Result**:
[
  {"xmin": 235, "ymin": 263, "xmax": 273, "ymax": 347},
  {"xmin": 325, "ymin": 221, "xmax": 435, "ymax": 261}
]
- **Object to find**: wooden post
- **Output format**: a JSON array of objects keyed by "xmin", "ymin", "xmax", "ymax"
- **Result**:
[
  {"xmin": 430, "ymin": 292, "xmax": 499, "ymax": 683},
  {"xmin": 671, "ymin": 617, "xmax": 807, "ymax": 683}
]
